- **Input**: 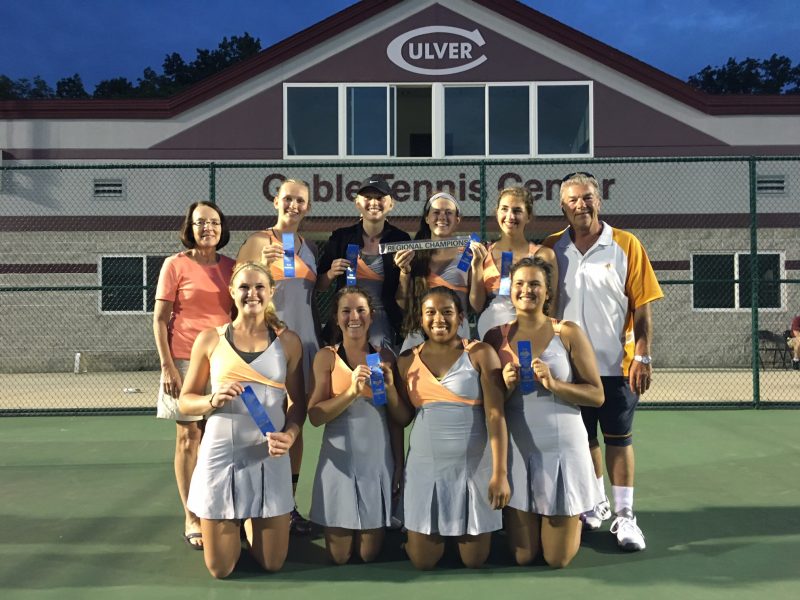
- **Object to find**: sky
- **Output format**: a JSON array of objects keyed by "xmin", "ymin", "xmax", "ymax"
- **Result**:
[{"xmin": 1, "ymin": 0, "xmax": 798, "ymax": 91}]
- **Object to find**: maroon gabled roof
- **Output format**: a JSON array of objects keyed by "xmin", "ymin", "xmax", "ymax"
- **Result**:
[
  {"xmin": 476, "ymin": 0, "xmax": 800, "ymax": 116},
  {"xmin": 1, "ymin": 0, "xmax": 798, "ymax": 119}
]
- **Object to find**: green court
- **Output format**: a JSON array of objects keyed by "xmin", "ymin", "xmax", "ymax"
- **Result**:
[{"xmin": 1, "ymin": 410, "xmax": 798, "ymax": 600}]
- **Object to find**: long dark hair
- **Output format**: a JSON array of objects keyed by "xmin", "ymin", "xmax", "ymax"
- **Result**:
[{"xmin": 402, "ymin": 192, "xmax": 459, "ymax": 335}]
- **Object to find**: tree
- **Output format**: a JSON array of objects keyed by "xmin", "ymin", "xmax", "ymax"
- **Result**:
[
  {"xmin": 688, "ymin": 54, "xmax": 800, "ymax": 94},
  {"xmin": 0, "ymin": 75, "xmax": 14, "ymax": 99},
  {"xmin": 136, "ymin": 67, "xmax": 171, "ymax": 98},
  {"xmin": 162, "ymin": 52, "xmax": 192, "ymax": 86},
  {"xmin": 6, "ymin": 76, "xmax": 55, "ymax": 99},
  {"xmin": 2, "ymin": 32, "xmax": 263, "ymax": 100},
  {"xmin": 56, "ymin": 74, "xmax": 89, "ymax": 99},
  {"xmin": 186, "ymin": 33, "xmax": 262, "ymax": 83},
  {"xmin": 93, "ymin": 77, "xmax": 136, "ymax": 99}
]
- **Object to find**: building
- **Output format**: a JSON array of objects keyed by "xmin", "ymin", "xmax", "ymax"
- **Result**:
[{"xmin": 2, "ymin": 0, "xmax": 799, "ymax": 377}]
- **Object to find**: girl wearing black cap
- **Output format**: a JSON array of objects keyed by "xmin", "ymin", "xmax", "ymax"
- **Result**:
[{"xmin": 317, "ymin": 177, "xmax": 411, "ymax": 351}]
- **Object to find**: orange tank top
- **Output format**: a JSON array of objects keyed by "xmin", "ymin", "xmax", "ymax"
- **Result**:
[
  {"xmin": 355, "ymin": 257, "xmax": 383, "ymax": 281},
  {"xmin": 263, "ymin": 229, "xmax": 317, "ymax": 283},
  {"xmin": 496, "ymin": 320, "xmax": 562, "ymax": 367},
  {"xmin": 210, "ymin": 324, "xmax": 286, "ymax": 389},
  {"xmin": 406, "ymin": 340, "xmax": 481, "ymax": 408},
  {"xmin": 482, "ymin": 241, "xmax": 541, "ymax": 294},
  {"xmin": 325, "ymin": 345, "xmax": 373, "ymax": 400}
]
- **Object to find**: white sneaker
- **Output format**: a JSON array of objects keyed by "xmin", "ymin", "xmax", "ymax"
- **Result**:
[
  {"xmin": 610, "ymin": 509, "xmax": 646, "ymax": 551},
  {"xmin": 580, "ymin": 498, "xmax": 612, "ymax": 531}
]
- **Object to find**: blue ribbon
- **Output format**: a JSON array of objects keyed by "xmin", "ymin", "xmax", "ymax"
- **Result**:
[
  {"xmin": 282, "ymin": 233, "xmax": 295, "ymax": 278},
  {"xmin": 456, "ymin": 233, "xmax": 481, "ymax": 272},
  {"xmin": 517, "ymin": 341, "xmax": 536, "ymax": 394},
  {"xmin": 345, "ymin": 244, "xmax": 359, "ymax": 287},
  {"xmin": 498, "ymin": 251, "xmax": 513, "ymax": 296},
  {"xmin": 366, "ymin": 353, "xmax": 387, "ymax": 406},
  {"xmin": 241, "ymin": 385, "xmax": 276, "ymax": 435}
]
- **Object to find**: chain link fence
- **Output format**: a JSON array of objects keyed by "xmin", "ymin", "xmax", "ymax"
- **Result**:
[{"xmin": 1, "ymin": 157, "xmax": 798, "ymax": 414}]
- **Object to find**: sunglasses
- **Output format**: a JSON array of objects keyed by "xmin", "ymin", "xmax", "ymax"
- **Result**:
[{"xmin": 561, "ymin": 171, "xmax": 596, "ymax": 182}]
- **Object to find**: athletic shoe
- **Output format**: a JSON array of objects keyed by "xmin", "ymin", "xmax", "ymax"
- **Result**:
[
  {"xmin": 793, "ymin": 359, "xmax": 799, "ymax": 371},
  {"xmin": 580, "ymin": 498, "xmax": 611, "ymax": 531},
  {"xmin": 290, "ymin": 507, "xmax": 312, "ymax": 535},
  {"xmin": 610, "ymin": 509, "xmax": 646, "ymax": 551}
]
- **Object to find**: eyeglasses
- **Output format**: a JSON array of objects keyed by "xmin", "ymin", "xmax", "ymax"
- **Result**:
[
  {"xmin": 561, "ymin": 171, "xmax": 596, "ymax": 182},
  {"xmin": 192, "ymin": 220, "xmax": 221, "ymax": 228}
]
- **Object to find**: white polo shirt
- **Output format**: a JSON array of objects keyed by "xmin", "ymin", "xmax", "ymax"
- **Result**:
[{"xmin": 544, "ymin": 222, "xmax": 663, "ymax": 377}]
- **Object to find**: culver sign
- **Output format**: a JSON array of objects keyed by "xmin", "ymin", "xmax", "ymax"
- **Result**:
[{"xmin": 387, "ymin": 25, "xmax": 487, "ymax": 75}]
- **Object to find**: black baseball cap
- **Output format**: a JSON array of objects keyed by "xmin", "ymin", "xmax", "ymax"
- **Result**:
[{"xmin": 356, "ymin": 177, "xmax": 393, "ymax": 198}]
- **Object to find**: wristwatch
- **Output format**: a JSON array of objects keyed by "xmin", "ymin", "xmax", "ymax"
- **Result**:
[{"xmin": 633, "ymin": 355, "xmax": 652, "ymax": 365}]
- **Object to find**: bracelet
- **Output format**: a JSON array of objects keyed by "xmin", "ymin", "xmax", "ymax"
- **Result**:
[{"xmin": 208, "ymin": 393, "xmax": 217, "ymax": 409}]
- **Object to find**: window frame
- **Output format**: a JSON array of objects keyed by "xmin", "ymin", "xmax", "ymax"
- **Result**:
[
  {"xmin": 345, "ymin": 84, "xmax": 392, "ymax": 158},
  {"xmin": 690, "ymin": 251, "xmax": 785, "ymax": 313},
  {"xmin": 534, "ymin": 81, "xmax": 594, "ymax": 158},
  {"xmin": 283, "ymin": 81, "xmax": 593, "ymax": 160},
  {"xmin": 283, "ymin": 83, "xmax": 341, "ymax": 159},
  {"xmin": 98, "ymin": 254, "xmax": 166, "ymax": 315}
]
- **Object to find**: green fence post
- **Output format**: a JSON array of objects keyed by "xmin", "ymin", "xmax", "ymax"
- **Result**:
[
  {"xmin": 479, "ymin": 162, "xmax": 487, "ymax": 240},
  {"xmin": 209, "ymin": 162, "xmax": 217, "ymax": 205},
  {"xmin": 749, "ymin": 157, "xmax": 759, "ymax": 408}
]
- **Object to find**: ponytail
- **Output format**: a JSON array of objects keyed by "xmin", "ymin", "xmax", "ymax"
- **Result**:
[{"xmin": 264, "ymin": 300, "xmax": 286, "ymax": 332}]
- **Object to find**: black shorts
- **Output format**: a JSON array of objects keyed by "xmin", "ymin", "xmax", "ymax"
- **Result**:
[{"xmin": 581, "ymin": 376, "xmax": 638, "ymax": 447}]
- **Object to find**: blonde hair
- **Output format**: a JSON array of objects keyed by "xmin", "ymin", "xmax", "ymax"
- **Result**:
[
  {"xmin": 497, "ymin": 186, "xmax": 534, "ymax": 217},
  {"xmin": 278, "ymin": 178, "xmax": 310, "ymax": 198},
  {"xmin": 230, "ymin": 262, "xmax": 286, "ymax": 331}
]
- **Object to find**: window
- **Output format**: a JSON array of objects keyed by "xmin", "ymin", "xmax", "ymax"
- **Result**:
[
  {"xmin": 489, "ymin": 86, "xmax": 529, "ymax": 155},
  {"xmin": 537, "ymin": 84, "xmax": 590, "ymax": 155},
  {"xmin": 347, "ymin": 87, "xmax": 388, "ymax": 155},
  {"xmin": 444, "ymin": 86, "xmax": 484, "ymax": 156},
  {"xmin": 100, "ymin": 255, "xmax": 167, "ymax": 313},
  {"xmin": 692, "ymin": 252, "xmax": 783, "ymax": 310},
  {"xmin": 284, "ymin": 82, "xmax": 592, "ymax": 158},
  {"xmin": 395, "ymin": 86, "xmax": 431, "ymax": 157},
  {"xmin": 286, "ymin": 87, "xmax": 338, "ymax": 156}
]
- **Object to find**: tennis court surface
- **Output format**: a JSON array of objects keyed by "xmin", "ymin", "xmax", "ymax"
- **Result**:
[{"xmin": 1, "ymin": 410, "xmax": 798, "ymax": 600}]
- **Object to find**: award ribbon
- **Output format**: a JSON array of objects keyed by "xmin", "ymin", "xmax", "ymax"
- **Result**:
[
  {"xmin": 498, "ymin": 251, "xmax": 514, "ymax": 296},
  {"xmin": 241, "ymin": 385, "xmax": 276, "ymax": 435},
  {"xmin": 365, "ymin": 353, "xmax": 387, "ymax": 406},
  {"xmin": 517, "ymin": 341, "xmax": 536, "ymax": 394},
  {"xmin": 345, "ymin": 244, "xmax": 359, "ymax": 286},
  {"xmin": 282, "ymin": 233, "xmax": 295, "ymax": 278},
  {"xmin": 456, "ymin": 233, "xmax": 481, "ymax": 272}
]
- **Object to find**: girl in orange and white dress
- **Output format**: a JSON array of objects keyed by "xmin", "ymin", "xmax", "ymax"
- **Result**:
[
  {"xmin": 484, "ymin": 257, "xmax": 603, "ymax": 568},
  {"xmin": 397, "ymin": 287, "xmax": 509, "ymax": 570},
  {"xmin": 307, "ymin": 287, "xmax": 410, "ymax": 564},
  {"xmin": 237, "ymin": 178, "xmax": 318, "ymax": 533},
  {"xmin": 474, "ymin": 186, "xmax": 558, "ymax": 340},
  {"xmin": 179, "ymin": 262, "xmax": 305, "ymax": 578}
]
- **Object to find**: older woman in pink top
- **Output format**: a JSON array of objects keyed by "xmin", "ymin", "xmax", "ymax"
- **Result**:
[{"xmin": 153, "ymin": 201, "xmax": 235, "ymax": 551}]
